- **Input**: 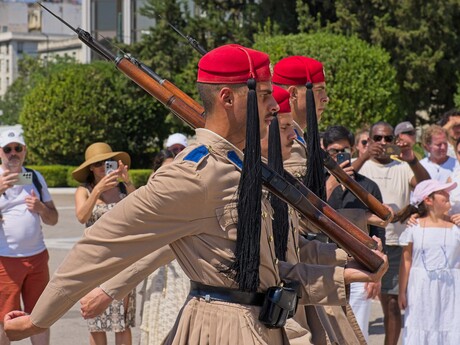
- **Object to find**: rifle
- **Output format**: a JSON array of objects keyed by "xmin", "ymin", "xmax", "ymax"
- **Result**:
[
  {"xmin": 39, "ymin": 3, "xmax": 385, "ymax": 273},
  {"xmin": 165, "ymin": 22, "xmax": 392, "ymax": 223}
]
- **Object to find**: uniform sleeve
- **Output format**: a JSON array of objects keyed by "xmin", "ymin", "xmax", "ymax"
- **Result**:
[
  {"xmin": 278, "ymin": 261, "xmax": 346, "ymax": 306},
  {"xmin": 30, "ymin": 164, "xmax": 208, "ymax": 328},
  {"xmin": 100, "ymin": 245, "xmax": 176, "ymax": 300},
  {"xmin": 298, "ymin": 236, "xmax": 348, "ymax": 267}
]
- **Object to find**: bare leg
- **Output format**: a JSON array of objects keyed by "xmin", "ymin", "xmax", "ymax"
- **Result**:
[
  {"xmin": 115, "ymin": 296, "xmax": 132, "ymax": 345},
  {"xmin": 115, "ymin": 329, "xmax": 132, "ymax": 345},
  {"xmin": 0, "ymin": 323, "xmax": 11, "ymax": 345},
  {"xmin": 380, "ymin": 293, "xmax": 402, "ymax": 345},
  {"xmin": 89, "ymin": 332, "xmax": 107, "ymax": 345},
  {"xmin": 30, "ymin": 329, "xmax": 50, "ymax": 345}
]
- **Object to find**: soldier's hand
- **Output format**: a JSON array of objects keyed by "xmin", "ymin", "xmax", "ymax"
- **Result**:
[
  {"xmin": 80, "ymin": 287, "xmax": 114, "ymax": 319},
  {"xmin": 0, "ymin": 169, "xmax": 19, "ymax": 194},
  {"xmin": 372, "ymin": 235, "xmax": 383, "ymax": 252},
  {"xmin": 365, "ymin": 281, "xmax": 381, "ymax": 299},
  {"xmin": 344, "ymin": 250, "xmax": 388, "ymax": 284},
  {"xmin": 4, "ymin": 312, "xmax": 46, "ymax": 341}
]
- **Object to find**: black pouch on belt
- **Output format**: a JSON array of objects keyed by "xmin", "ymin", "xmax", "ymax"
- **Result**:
[{"xmin": 258, "ymin": 284, "xmax": 299, "ymax": 328}]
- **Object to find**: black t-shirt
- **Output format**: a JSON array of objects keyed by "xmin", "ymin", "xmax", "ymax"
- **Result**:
[{"xmin": 327, "ymin": 172, "xmax": 386, "ymax": 245}]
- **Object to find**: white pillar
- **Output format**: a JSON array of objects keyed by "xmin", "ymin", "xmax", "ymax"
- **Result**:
[{"xmin": 123, "ymin": 0, "xmax": 131, "ymax": 44}]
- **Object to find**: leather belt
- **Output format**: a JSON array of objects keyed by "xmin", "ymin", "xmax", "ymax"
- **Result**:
[{"xmin": 189, "ymin": 281, "xmax": 265, "ymax": 306}]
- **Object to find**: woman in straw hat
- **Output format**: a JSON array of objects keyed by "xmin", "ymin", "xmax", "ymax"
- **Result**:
[{"xmin": 72, "ymin": 142, "xmax": 136, "ymax": 345}]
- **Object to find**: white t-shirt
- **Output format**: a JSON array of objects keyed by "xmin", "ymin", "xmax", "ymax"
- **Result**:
[
  {"xmin": 419, "ymin": 156, "xmax": 458, "ymax": 183},
  {"xmin": 359, "ymin": 159, "xmax": 414, "ymax": 246},
  {"xmin": 0, "ymin": 167, "xmax": 52, "ymax": 257}
]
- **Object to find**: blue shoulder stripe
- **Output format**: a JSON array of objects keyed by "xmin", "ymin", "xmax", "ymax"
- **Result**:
[
  {"xmin": 294, "ymin": 129, "xmax": 306, "ymax": 145},
  {"xmin": 227, "ymin": 151, "xmax": 243, "ymax": 169},
  {"xmin": 183, "ymin": 145, "xmax": 209, "ymax": 163}
]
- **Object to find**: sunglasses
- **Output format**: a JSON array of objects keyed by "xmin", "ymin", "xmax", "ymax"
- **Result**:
[
  {"xmin": 360, "ymin": 139, "xmax": 368, "ymax": 146},
  {"xmin": 92, "ymin": 161, "xmax": 105, "ymax": 168},
  {"xmin": 327, "ymin": 147, "xmax": 351, "ymax": 156},
  {"xmin": 3, "ymin": 145, "xmax": 24, "ymax": 154},
  {"xmin": 372, "ymin": 135, "xmax": 394, "ymax": 143}
]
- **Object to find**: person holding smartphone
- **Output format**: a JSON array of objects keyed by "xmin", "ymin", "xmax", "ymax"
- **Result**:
[
  {"xmin": 0, "ymin": 130, "xmax": 58, "ymax": 345},
  {"xmin": 72, "ymin": 142, "xmax": 136, "ymax": 345}
]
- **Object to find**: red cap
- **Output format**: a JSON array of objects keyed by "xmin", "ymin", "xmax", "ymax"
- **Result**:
[
  {"xmin": 273, "ymin": 85, "xmax": 290, "ymax": 113},
  {"xmin": 272, "ymin": 56, "xmax": 325, "ymax": 85},
  {"xmin": 197, "ymin": 44, "xmax": 271, "ymax": 84}
]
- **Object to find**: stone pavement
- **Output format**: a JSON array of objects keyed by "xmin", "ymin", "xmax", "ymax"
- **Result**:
[{"xmin": 12, "ymin": 189, "xmax": 395, "ymax": 345}]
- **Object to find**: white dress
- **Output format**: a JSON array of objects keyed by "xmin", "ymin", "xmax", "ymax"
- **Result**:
[{"xmin": 399, "ymin": 225, "xmax": 460, "ymax": 345}]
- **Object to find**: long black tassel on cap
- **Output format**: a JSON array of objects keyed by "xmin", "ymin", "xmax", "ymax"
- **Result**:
[
  {"xmin": 268, "ymin": 116, "xmax": 289, "ymax": 261},
  {"xmin": 304, "ymin": 82, "xmax": 326, "ymax": 201},
  {"xmin": 231, "ymin": 76, "xmax": 263, "ymax": 292}
]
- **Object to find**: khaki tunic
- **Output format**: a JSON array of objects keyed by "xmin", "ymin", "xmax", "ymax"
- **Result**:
[{"xmin": 29, "ymin": 129, "xmax": 344, "ymax": 345}]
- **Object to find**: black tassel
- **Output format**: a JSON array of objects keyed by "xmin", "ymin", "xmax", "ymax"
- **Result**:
[
  {"xmin": 232, "ymin": 78, "xmax": 262, "ymax": 292},
  {"xmin": 268, "ymin": 116, "xmax": 289, "ymax": 261},
  {"xmin": 304, "ymin": 82, "xmax": 326, "ymax": 201}
]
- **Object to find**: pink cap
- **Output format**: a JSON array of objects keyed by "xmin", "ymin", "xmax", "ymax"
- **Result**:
[{"xmin": 410, "ymin": 179, "xmax": 457, "ymax": 206}]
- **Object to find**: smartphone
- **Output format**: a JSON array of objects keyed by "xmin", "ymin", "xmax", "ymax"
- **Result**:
[
  {"xmin": 104, "ymin": 160, "xmax": 118, "ymax": 175},
  {"xmin": 384, "ymin": 144, "xmax": 401, "ymax": 156},
  {"xmin": 14, "ymin": 172, "xmax": 33, "ymax": 185},
  {"xmin": 336, "ymin": 152, "xmax": 351, "ymax": 165}
]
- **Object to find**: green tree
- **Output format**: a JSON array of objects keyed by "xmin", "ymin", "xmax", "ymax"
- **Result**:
[
  {"xmin": 20, "ymin": 61, "xmax": 169, "ymax": 167},
  {"xmin": 0, "ymin": 56, "xmax": 46, "ymax": 125},
  {"xmin": 254, "ymin": 32, "xmax": 401, "ymax": 132},
  {"xmin": 0, "ymin": 55, "xmax": 78, "ymax": 125},
  {"xmin": 297, "ymin": 0, "xmax": 460, "ymax": 121}
]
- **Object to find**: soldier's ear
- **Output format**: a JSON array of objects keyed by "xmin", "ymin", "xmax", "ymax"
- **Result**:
[
  {"xmin": 219, "ymin": 87, "xmax": 234, "ymax": 109},
  {"xmin": 287, "ymin": 85, "xmax": 297, "ymax": 102}
]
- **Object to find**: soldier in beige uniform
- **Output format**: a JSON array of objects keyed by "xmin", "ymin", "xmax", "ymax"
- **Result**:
[{"xmin": 273, "ymin": 56, "xmax": 369, "ymax": 345}]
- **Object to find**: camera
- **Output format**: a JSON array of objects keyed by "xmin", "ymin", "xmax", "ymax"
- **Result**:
[
  {"xmin": 336, "ymin": 152, "xmax": 351, "ymax": 165},
  {"xmin": 104, "ymin": 160, "xmax": 118, "ymax": 175}
]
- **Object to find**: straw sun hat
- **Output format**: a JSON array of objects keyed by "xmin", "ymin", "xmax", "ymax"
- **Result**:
[{"xmin": 72, "ymin": 142, "xmax": 131, "ymax": 183}]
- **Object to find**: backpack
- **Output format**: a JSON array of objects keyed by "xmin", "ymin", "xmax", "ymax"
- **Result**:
[{"xmin": 24, "ymin": 167, "xmax": 43, "ymax": 202}]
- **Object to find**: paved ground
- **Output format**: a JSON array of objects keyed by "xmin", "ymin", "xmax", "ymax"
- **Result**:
[{"xmin": 12, "ymin": 189, "xmax": 396, "ymax": 345}]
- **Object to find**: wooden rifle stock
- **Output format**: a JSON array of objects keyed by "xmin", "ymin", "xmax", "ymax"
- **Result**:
[
  {"xmin": 323, "ymin": 154, "xmax": 392, "ymax": 221},
  {"xmin": 116, "ymin": 59, "xmax": 205, "ymax": 128}
]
